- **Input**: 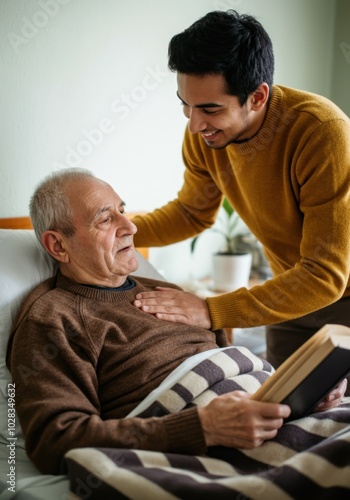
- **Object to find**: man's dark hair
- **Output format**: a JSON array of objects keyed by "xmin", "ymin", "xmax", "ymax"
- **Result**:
[{"xmin": 168, "ymin": 10, "xmax": 274, "ymax": 105}]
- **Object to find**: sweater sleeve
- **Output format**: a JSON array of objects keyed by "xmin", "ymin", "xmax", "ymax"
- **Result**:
[{"xmin": 9, "ymin": 317, "xmax": 206, "ymax": 475}]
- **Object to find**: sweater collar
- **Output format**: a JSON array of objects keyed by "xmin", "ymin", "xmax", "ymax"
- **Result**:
[
  {"xmin": 56, "ymin": 272, "xmax": 143, "ymax": 302},
  {"xmin": 229, "ymin": 85, "xmax": 284, "ymax": 156}
]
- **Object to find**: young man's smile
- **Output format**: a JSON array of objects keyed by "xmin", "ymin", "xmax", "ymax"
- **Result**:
[{"xmin": 177, "ymin": 73, "xmax": 269, "ymax": 149}]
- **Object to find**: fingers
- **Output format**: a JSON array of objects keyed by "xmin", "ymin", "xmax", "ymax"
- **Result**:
[
  {"xmin": 133, "ymin": 288, "xmax": 212, "ymax": 329},
  {"xmin": 134, "ymin": 301, "xmax": 179, "ymax": 313},
  {"xmin": 199, "ymin": 392, "xmax": 291, "ymax": 449},
  {"xmin": 335, "ymin": 378, "xmax": 347, "ymax": 396},
  {"xmin": 326, "ymin": 379, "xmax": 347, "ymax": 402},
  {"xmin": 134, "ymin": 287, "xmax": 178, "ymax": 302},
  {"xmin": 133, "ymin": 300, "xmax": 190, "ymax": 324},
  {"xmin": 259, "ymin": 401, "xmax": 291, "ymax": 420},
  {"xmin": 315, "ymin": 378, "xmax": 348, "ymax": 412},
  {"xmin": 154, "ymin": 312, "xmax": 190, "ymax": 325},
  {"xmin": 133, "ymin": 289, "xmax": 181, "ymax": 312},
  {"xmin": 243, "ymin": 392, "xmax": 291, "ymax": 420},
  {"xmin": 315, "ymin": 398, "xmax": 340, "ymax": 412}
]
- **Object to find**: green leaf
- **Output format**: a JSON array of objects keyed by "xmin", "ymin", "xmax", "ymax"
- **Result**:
[
  {"xmin": 223, "ymin": 198, "xmax": 234, "ymax": 217},
  {"xmin": 190, "ymin": 236, "xmax": 198, "ymax": 253}
]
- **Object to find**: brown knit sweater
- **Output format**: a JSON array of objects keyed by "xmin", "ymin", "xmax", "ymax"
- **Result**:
[
  {"xmin": 133, "ymin": 85, "xmax": 350, "ymax": 329},
  {"xmin": 6, "ymin": 273, "xmax": 228, "ymax": 475}
]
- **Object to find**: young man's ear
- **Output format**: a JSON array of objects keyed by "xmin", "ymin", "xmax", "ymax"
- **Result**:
[
  {"xmin": 251, "ymin": 82, "xmax": 270, "ymax": 110},
  {"xmin": 42, "ymin": 231, "xmax": 70, "ymax": 263}
]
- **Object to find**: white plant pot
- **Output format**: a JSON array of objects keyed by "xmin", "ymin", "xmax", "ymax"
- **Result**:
[{"xmin": 212, "ymin": 252, "xmax": 252, "ymax": 292}]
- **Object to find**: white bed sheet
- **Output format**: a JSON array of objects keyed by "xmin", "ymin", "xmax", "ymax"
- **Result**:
[{"xmin": 0, "ymin": 446, "xmax": 69, "ymax": 500}]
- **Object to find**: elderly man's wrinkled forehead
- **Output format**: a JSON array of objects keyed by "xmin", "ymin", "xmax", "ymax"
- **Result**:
[{"xmin": 62, "ymin": 176, "xmax": 124, "ymax": 223}]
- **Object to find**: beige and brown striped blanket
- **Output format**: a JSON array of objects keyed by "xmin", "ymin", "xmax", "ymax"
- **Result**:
[{"xmin": 65, "ymin": 346, "xmax": 350, "ymax": 499}]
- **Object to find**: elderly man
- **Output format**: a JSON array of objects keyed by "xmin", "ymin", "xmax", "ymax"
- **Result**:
[{"xmin": 6, "ymin": 169, "xmax": 345, "ymax": 475}]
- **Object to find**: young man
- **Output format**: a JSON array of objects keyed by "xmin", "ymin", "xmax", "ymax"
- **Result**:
[{"xmin": 132, "ymin": 10, "xmax": 350, "ymax": 371}]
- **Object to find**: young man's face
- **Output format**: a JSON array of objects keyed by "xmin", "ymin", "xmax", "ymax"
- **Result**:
[
  {"xmin": 177, "ymin": 73, "xmax": 267, "ymax": 149},
  {"xmin": 57, "ymin": 177, "xmax": 139, "ymax": 287}
]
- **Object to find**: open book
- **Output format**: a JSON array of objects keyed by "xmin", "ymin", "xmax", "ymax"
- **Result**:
[{"xmin": 252, "ymin": 324, "xmax": 350, "ymax": 420}]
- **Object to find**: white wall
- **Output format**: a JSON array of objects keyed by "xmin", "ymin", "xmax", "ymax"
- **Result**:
[
  {"xmin": 331, "ymin": 0, "xmax": 350, "ymax": 115},
  {"xmin": 0, "ymin": 0, "xmax": 338, "ymax": 282}
]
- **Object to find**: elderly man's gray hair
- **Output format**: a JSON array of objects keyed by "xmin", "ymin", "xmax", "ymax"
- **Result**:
[{"xmin": 29, "ymin": 168, "xmax": 95, "ymax": 244}]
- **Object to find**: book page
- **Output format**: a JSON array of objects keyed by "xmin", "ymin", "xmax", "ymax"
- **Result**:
[{"xmin": 331, "ymin": 333, "xmax": 350, "ymax": 349}]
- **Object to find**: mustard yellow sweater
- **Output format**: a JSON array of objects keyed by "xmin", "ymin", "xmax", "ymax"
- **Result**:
[{"xmin": 133, "ymin": 86, "xmax": 350, "ymax": 330}]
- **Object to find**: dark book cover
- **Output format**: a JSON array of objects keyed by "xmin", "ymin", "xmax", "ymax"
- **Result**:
[{"xmin": 282, "ymin": 346, "xmax": 350, "ymax": 421}]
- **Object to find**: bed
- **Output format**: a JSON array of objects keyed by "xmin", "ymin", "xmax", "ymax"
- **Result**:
[{"xmin": 1, "ymin": 223, "xmax": 350, "ymax": 499}]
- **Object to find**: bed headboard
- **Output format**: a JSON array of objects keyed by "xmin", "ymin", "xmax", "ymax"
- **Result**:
[
  {"xmin": 0, "ymin": 217, "xmax": 33, "ymax": 230},
  {"xmin": 0, "ymin": 216, "xmax": 149, "ymax": 259}
]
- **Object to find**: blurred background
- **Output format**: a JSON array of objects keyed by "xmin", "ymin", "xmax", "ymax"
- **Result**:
[{"xmin": 1, "ymin": 0, "xmax": 349, "ymax": 282}]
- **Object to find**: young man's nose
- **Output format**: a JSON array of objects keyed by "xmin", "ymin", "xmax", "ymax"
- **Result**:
[{"xmin": 188, "ymin": 108, "xmax": 207, "ymax": 135}]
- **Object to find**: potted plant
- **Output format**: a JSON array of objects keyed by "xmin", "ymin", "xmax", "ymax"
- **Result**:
[{"xmin": 191, "ymin": 198, "xmax": 253, "ymax": 292}]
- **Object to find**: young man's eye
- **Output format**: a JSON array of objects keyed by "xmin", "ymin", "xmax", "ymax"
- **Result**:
[{"xmin": 203, "ymin": 108, "xmax": 219, "ymax": 115}]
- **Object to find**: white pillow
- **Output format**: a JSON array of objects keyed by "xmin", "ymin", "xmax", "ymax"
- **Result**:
[
  {"xmin": 0, "ymin": 230, "xmax": 56, "ymax": 447},
  {"xmin": 0, "ymin": 229, "xmax": 163, "ymax": 448}
]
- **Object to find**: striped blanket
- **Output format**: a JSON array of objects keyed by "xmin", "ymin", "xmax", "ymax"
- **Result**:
[{"xmin": 65, "ymin": 346, "xmax": 350, "ymax": 499}]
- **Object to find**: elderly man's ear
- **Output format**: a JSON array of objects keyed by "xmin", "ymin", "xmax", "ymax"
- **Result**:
[{"xmin": 42, "ymin": 231, "xmax": 70, "ymax": 263}]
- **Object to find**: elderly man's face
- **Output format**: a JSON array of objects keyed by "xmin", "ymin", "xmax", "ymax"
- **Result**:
[{"xmin": 58, "ymin": 177, "xmax": 139, "ymax": 287}]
